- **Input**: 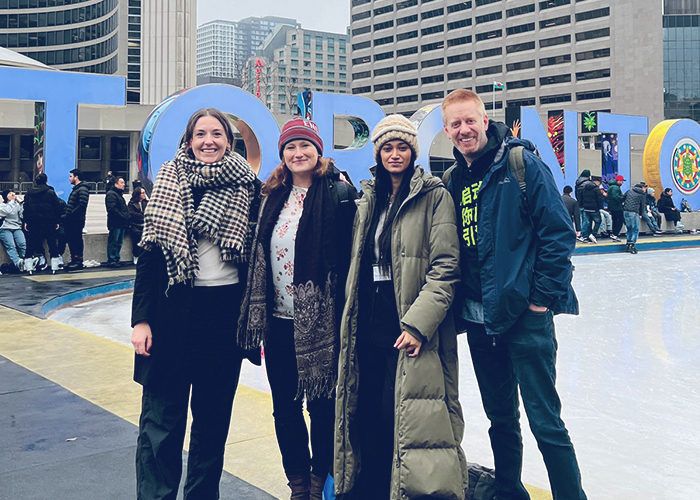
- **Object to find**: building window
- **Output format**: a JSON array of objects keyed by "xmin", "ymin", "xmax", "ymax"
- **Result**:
[
  {"xmin": 475, "ymin": 64, "xmax": 502, "ymax": 76},
  {"xmin": 448, "ymin": 70, "xmax": 472, "ymax": 80},
  {"xmin": 575, "ymin": 7, "xmax": 610, "ymax": 22},
  {"xmin": 540, "ymin": 34, "xmax": 571, "ymax": 48},
  {"xmin": 352, "ymin": 41, "xmax": 371, "ymax": 50},
  {"xmin": 421, "ymin": 41, "xmax": 444, "ymax": 52},
  {"xmin": 507, "ymin": 41, "xmax": 536, "ymax": 53},
  {"xmin": 375, "ymin": 51, "xmax": 395, "ymax": 61},
  {"xmin": 448, "ymin": 35, "xmax": 472, "ymax": 46},
  {"xmin": 506, "ymin": 60, "xmax": 536, "ymax": 71},
  {"xmin": 448, "ymin": 2, "xmax": 472, "ymax": 14},
  {"xmin": 397, "ymin": 62, "xmax": 418, "ymax": 72},
  {"xmin": 421, "ymin": 74, "xmax": 444, "ymax": 84},
  {"xmin": 351, "ymin": 10, "xmax": 371, "ymax": 21},
  {"xmin": 422, "ymin": 91, "xmax": 445, "ymax": 100},
  {"xmin": 576, "ymin": 68, "xmax": 610, "ymax": 81},
  {"xmin": 475, "ymin": 0, "xmax": 500, "ymax": 6},
  {"xmin": 507, "ymin": 22, "xmax": 535, "ymax": 35},
  {"xmin": 353, "ymin": 71, "xmax": 371, "ymax": 79},
  {"xmin": 448, "ymin": 19, "xmax": 472, "ymax": 30},
  {"xmin": 398, "ymin": 14, "xmax": 418, "ymax": 25},
  {"xmin": 507, "ymin": 78, "xmax": 536, "ymax": 89},
  {"xmin": 375, "ymin": 20, "xmax": 394, "ymax": 31},
  {"xmin": 476, "ymin": 11, "xmax": 502, "ymax": 24},
  {"xmin": 374, "ymin": 82, "xmax": 394, "ymax": 91},
  {"xmin": 476, "ymin": 47, "xmax": 502, "ymax": 59},
  {"xmin": 421, "ymin": 57, "xmax": 444, "ymax": 68},
  {"xmin": 79, "ymin": 136, "xmax": 101, "ymax": 160},
  {"xmin": 540, "ymin": 15, "xmax": 570, "ymax": 29},
  {"xmin": 576, "ymin": 27, "xmax": 610, "ymax": 42},
  {"xmin": 352, "ymin": 85, "xmax": 371, "ymax": 94},
  {"xmin": 353, "ymin": 55, "xmax": 370, "ymax": 65},
  {"xmin": 475, "ymin": 29, "xmax": 502, "ymax": 41},
  {"xmin": 397, "ymin": 46, "xmax": 418, "ymax": 57},
  {"xmin": 507, "ymin": 98, "xmax": 536, "ymax": 107},
  {"xmin": 397, "ymin": 94, "xmax": 418, "ymax": 103},
  {"xmin": 397, "ymin": 78, "xmax": 418, "ymax": 88},
  {"xmin": 352, "ymin": 26, "xmax": 371, "ymax": 36},
  {"xmin": 374, "ymin": 67, "xmax": 394, "ymax": 76},
  {"xmin": 540, "ymin": 54, "xmax": 571, "ymax": 66},
  {"xmin": 396, "ymin": 0, "xmax": 418, "ymax": 10},
  {"xmin": 506, "ymin": 4, "xmax": 535, "ymax": 17},
  {"xmin": 540, "ymin": 93, "xmax": 572, "ymax": 104},
  {"xmin": 576, "ymin": 89, "xmax": 611, "ymax": 101},
  {"xmin": 376, "ymin": 97, "xmax": 395, "ymax": 105},
  {"xmin": 575, "ymin": 47, "xmax": 610, "ymax": 61},
  {"xmin": 397, "ymin": 30, "xmax": 418, "ymax": 41},
  {"xmin": 540, "ymin": 74, "xmax": 571, "ymax": 85},
  {"xmin": 422, "ymin": 25, "xmax": 444, "ymax": 36},
  {"xmin": 540, "ymin": 0, "xmax": 570, "ymax": 9},
  {"xmin": 374, "ymin": 4, "xmax": 394, "ymax": 15},
  {"xmin": 448, "ymin": 53, "xmax": 473, "ymax": 63},
  {"xmin": 374, "ymin": 35, "xmax": 394, "ymax": 46},
  {"xmin": 422, "ymin": 8, "xmax": 445, "ymax": 20}
]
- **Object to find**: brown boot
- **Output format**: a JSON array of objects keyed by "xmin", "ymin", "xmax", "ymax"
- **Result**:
[
  {"xmin": 286, "ymin": 473, "xmax": 310, "ymax": 500},
  {"xmin": 309, "ymin": 473, "xmax": 326, "ymax": 500}
]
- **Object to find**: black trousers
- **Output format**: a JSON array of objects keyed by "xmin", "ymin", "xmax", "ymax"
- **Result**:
[
  {"xmin": 135, "ymin": 284, "xmax": 244, "ymax": 500},
  {"xmin": 610, "ymin": 210, "xmax": 624, "ymax": 236},
  {"xmin": 265, "ymin": 316, "xmax": 335, "ymax": 478},
  {"xmin": 352, "ymin": 343, "xmax": 399, "ymax": 500},
  {"xmin": 25, "ymin": 222, "xmax": 58, "ymax": 258},
  {"xmin": 65, "ymin": 221, "xmax": 85, "ymax": 260}
]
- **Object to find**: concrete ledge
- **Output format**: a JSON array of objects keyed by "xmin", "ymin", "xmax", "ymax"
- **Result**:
[{"xmin": 0, "ymin": 232, "xmax": 135, "ymax": 266}]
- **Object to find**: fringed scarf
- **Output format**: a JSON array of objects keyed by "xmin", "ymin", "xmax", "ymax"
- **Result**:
[
  {"xmin": 238, "ymin": 176, "xmax": 339, "ymax": 400},
  {"xmin": 140, "ymin": 145, "xmax": 256, "ymax": 285}
]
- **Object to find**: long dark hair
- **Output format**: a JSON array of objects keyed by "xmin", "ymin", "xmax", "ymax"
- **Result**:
[
  {"xmin": 371, "ymin": 150, "xmax": 415, "ymax": 270},
  {"xmin": 130, "ymin": 187, "xmax": 143, "ymax": 204}
]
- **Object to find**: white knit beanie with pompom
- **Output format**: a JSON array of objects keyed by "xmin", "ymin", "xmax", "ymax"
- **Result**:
[{"xmin": 371, "ymin": 114, "xmax": 420, "ymax": 159}]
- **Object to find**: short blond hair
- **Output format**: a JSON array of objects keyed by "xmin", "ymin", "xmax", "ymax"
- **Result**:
[{"xmin": 442, "ymin": 89, "xmax": 486, "ymax": 123}]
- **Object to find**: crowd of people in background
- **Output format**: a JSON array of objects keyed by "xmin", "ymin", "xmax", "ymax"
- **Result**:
[
  {"xmin": 0, "ymin": 169, "xmax": 147, "ymax": 274},
  {"xmin": 565, "ymin": 169, "xmax": 687, "ymax": 254}
]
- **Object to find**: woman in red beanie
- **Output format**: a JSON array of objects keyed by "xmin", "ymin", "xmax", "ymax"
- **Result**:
[{"xmin": 238, "ymin": 117, "xmax": 358, "ymax": 500}]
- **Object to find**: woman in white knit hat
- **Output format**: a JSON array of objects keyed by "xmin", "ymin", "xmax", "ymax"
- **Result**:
[{"xmin": 334, "ymin": 115, "xmax": 468, "ymax": 500}]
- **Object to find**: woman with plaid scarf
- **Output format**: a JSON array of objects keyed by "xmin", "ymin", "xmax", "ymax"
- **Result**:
[{"xmin": 131, "ymin": 108, "xmax": 261, "ymax": 499}]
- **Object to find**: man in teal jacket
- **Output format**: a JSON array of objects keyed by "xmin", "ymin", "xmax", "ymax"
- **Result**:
[{"xmin": 441, "ymin": 89, "xmax": 586, "ymax": 500}]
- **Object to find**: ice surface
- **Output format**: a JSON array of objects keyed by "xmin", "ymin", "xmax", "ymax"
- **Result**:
[{"xmin": 49, "ymin": 249, "xmax": 700, "ymax": 499}]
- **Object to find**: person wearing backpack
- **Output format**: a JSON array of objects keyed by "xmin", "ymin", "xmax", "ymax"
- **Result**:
[{"xmin": 441, "ymin": 89, "xmax": 586, "ymax": 500}]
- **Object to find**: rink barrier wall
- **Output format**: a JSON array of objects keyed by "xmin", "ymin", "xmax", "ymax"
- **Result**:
[{"xmin": 42, "ymin": 279, "xmax": 135, "ymax": 318}]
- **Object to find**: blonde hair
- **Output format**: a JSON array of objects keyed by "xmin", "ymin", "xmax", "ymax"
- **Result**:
[
  {"xmin": 261, "ymin": 157, "xmax": 331, "ymax": 196},
  {"xmin": 442, "ymin": 89, "xmax": 486, "ymax": 123}
]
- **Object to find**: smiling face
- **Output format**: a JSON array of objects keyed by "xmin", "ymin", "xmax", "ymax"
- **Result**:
[
  {"xmin": 188, "ymin": 115, "xmax": 231, "ymax": 164},
  {"xmin": 380, "ymin": 139, "xmax": 413, "ymax": 177},
  {"xmin": 282, "ymin": 139, "xmax": 319, "ymax": 187},
  {"xmin": 443, "ymin": 99, "xmax": 489, "ymax": 162}
]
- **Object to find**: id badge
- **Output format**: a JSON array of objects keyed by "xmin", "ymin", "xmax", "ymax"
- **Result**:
[{"xmin": 373, "ymin": 264, "xmax": 391, "ymax": 282}]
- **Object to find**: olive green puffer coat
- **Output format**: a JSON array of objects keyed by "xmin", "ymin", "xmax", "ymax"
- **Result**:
[{"xmin": 334, "ymin": 166, "xmax": 468, "ymax": 500}]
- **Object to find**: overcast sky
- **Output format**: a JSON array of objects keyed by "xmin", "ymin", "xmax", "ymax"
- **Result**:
[{"xmin": 197, "ymin": 0, "xmax": 350, "ymax": 35}]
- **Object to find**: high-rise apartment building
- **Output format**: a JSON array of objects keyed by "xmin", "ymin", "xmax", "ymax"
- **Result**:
[
  {"xmin": 196, "ymin": 16, "xmax": 298, "ymax": 86},
  {"xmin": 242, "ymin": 25, "xmax": 349, "ymax": 114},
  {"xmin": 197, "ymin": 20, "xmax": 237, "ymax": 85},
  {"xmin": 350, "ymin": 0, "xmax": 663, "ymax": 126},
  {"xmin": 0, "ymin": 0, "xmax": 196, "ymax": 105},
  {"xmin": 663, "ymin": 0, "xmax": 700, "ymax": 121}
]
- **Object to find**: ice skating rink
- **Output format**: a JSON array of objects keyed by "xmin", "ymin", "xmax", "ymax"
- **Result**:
[{"xmin": 50, "ymin": 248, "xmax": 700, "ymax": 499}]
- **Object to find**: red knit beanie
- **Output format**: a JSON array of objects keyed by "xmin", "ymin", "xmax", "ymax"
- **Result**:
[{"xmin": 278, "ymin": 117, "xmax": 324, "ymax": 159}]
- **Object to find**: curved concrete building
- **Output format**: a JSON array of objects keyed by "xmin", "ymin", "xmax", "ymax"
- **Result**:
[{"xmin": 0, "ymin": 0, "xmax": 120, "ymax": 74}]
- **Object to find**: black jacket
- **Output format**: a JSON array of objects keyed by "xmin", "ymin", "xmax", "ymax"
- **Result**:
[
  {"xmin": 623, "ymin": 186, "xmax": 647, "ymax": 215},
  {"xmin": 23, "ymin": 184, "xmax": 62, "ymax": 227},
  {"xmin": 63, "ymin": 182, "xmax": 90, "ymax": 226},
  {"xmin": 105, "ymin": 186, "xmax": 129, "ymax": 230},
  {"xmin": 128, "ymin": 199, "xmax": 146, "ymax": 233},
  {"xmin": 580, "ymin": 182, "xmax": 604, "ymax": 211},
  {"xmin": 562, "ymin": 193, "xmax": 581, "ymax": 231},
  {"xmin": 131, "ymin": 179, "xmax": 263, "ymax": 389},
  {"xmin": 575, "ymin": 175, "xmax": 592, "ymax": 202}
]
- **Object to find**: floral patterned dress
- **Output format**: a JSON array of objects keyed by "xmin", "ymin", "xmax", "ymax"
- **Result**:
[{"xmin": 270, "ymin": 185, "xmax": 307, "ymax": 319}]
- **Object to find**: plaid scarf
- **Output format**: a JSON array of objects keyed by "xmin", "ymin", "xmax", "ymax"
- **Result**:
[
  {"xmin": 141, "ymin": 146, "xmax": 256, "ymax": 285},
  {"xmin": 238, "ymin": 177, "xmax": 339, "ymax": 400}
]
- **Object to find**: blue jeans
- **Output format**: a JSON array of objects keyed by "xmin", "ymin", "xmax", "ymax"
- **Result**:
[
  {"xmin": 466, "ymin": 312, "xmax": 587, "ymax": 500},
  {"xmin": 107, "ymin": 227, "xmax": 125, "ymax": 263},
  {"xmin": 641, "ymin": 212, "xmax": 660, "ymax": 233},
  {"xmin": 624, "ymin": 211, "xmax": 640, "ymax": 243},
  {"xmin": 0, "ymin": 228, "xmax": 26, "ymax": 266},
  {"xmin": 580, "ymin": 211, "xmax": 600, "ymax": 239}
]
